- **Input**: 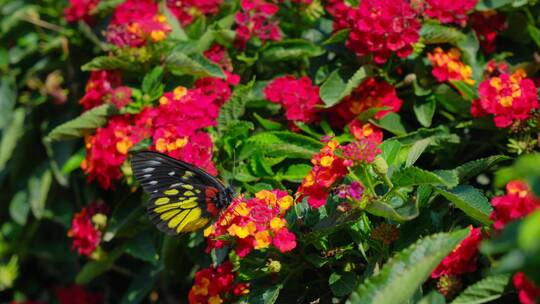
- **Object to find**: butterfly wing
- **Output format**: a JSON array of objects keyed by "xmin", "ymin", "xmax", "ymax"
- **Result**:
[{"xmin": 131, "ymin": 151, "xmax": 226, "ymax": 235}]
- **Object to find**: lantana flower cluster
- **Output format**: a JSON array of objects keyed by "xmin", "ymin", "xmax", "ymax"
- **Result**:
[
  {"xmin": 490, "ymin": 180, "xmax": 540, "ymax": 230},
  {"xmin": 204, "ymin": 190, "xmax": 296, "ymax": 257},
  {"xmin": 331, "ymin": 77, "xmax": 403, "ymax": 127},
  {"xmin": 64, "ymin": 0, "xmax": 99, "ymax": 23},
  {"xmin": 431, "ymin": 227, "xmax": 482, "ymax": 278},
  {"xmin": 513, "ymin": 272, "xmax": 540, "ymax": 304},
  {"xmin": 427, "ymin": 48, "xmax": 474, "ymax": 85},
  {"xmin": 340, "ymin": 0, "xmax": 421, "ymax": 64},
  {"xmin": 297, "ymin": 138, "xmax": 349, "ymax": 208},
  {"xmin": 470, "ymin": 11, "xmax": 507, "ymax": 54},
  {"xmin": 67, "ymin": 202, "xmax": 109, "ymax": 257},
  {"xmin": 264, "ymin": 75, "xmax": 321, "ymax": 123},
  {"xmin": 421, "ymin": 0, "xmax": 477, "ymax": 26},
  {"xmin": 235, "ymin": 0, "xmax": 281, "ymax": 49},
  {"xmin": 166, "ymin": 0, "xmax": 223, "ymax": 26},
  {"xmin": 471, "ymin": 70, "xmax": 539, "ymax": 128},
  {"xmin": 348, "ymin": 120, "xmax": 384, "ymax": 143},
  {"xmin": 188, "ymin": 262, "xmax": 249, "ymax": 304}
]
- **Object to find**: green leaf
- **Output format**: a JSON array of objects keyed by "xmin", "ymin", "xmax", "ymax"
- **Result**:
[
  {"xmin": 9, "ymin": 191, "xmax": 29, "ymax": 225},
  {"xmin": 347, "ymin": 229, "xmax": 470, "ymax": 304},
  {"xmin": 518, "ymin": 210, "xmax": 540, "ymax": 256},
  {"xmin": 323, "ymin": 29, "xmax": 350, "ymax": 45},
  {"xmin": 392, "ymin": 166, "xmax": 451, "ymax": 188},
  {"xmin": 365, "ymin": 200, "xmax": 419, "ymax": 222},
  {"xmin": 406, "ymin": 138, "xmax": 431, "ymax": 167},
  {"xmin": 330, "ymin": 272, "xmax": 358, "ymax": 297},
  {"xmin": 141, "ymin": 66, "xmax": 164, "ymax": 98},
  {"xmin": 435, "ymin": 186, "xmax": 492, "ymax": 225},
  {"xmin": 160, "ymin": 1, "xmax": 188, "ymax": 40},
  {"xmin": 319, "ymin": 66, "xmax": 372, "ymax": 107},
  {"xmin": 0, "ymin": 76, "xmax": 16, "ymax": 130},
  {"xmin": 61, "ymin": 149, "xmax": 86, "ymax": 174},
  {"xmin": 476, "ymin": 0, "xmax": 518, "ymax": 10},
  {"xmin": 279, "ymin": 164, "xmax": 312, "ymax": 182},
  {"xmin": 261, "ymin": 39, "xmax": 324, "ymax": 62},
  {"xmin": 165, "ymin": 52, "xmax": 225, "ymax": 78},
  {"xmin": 81, "ymin": 56, "xmax": 139, "ymax": 71},
  {"xmin": 449, "ymin": 80, "xmax": 478, "ymax": 101},
  {"xmin": 417, "ymin": 291, "xmax": 445, "ymax": 304},
  {"xmin": 46, "ymin": 104, "xmax": 118, "ymax": 141},
  {"xmin": 0, "ymin": 108, "xmax": 25, "ymax": 171},
  {"xmin": 421, "ymin": 22, "xmax": 467, "ymax": 45},
  {"xmin": 527, "ymin": 24, "xmax": 540, "ymax": 49},
  {"xmin": 373, "ymin": 113, "xmax": 407, "ymax": 136},
  {"xmin": 253, "ymin": 113, "xmax": 282, "ymax": 130},
  {"xmin": 28, "ymin": 169, "xmax": 52, "ymax": 219},
  {"xmin": 380, "ymin": 140, "xmax": 402, "ymax": 166},
  {"xmin": 125, "ymin": 232, "xmax": 158, "ymax": 264},
  {"xmin": 413, "ymin": 97, "xmax": 436, "ymax": 127},
  {"xmin": 218, "ymin": 81, "xmax": 254, "ymax": 132},
  {"xmin": 76, "ymin": 245, "xmax": 126, "ymax": 284},
  {"xmin": 451, "ymin": 274, "xmax": 511, "ymax": 304},
  {"xmin": 454, "ymin": 155, "xmax": 511, "ymax": 182},
  {"xmin": 243, "ymin": 131, "xmax": 323, "ymax": 159},
  {"xmin": 434, "ymin": 84, "xmax": 470, "ymax": 114},
  {"xmin": 120, "ymin": 264, "xmax": 163, "ymax": 304},
  {"xmin": 241, "ymin": 284, "xmax": 282, "ymax": 304},
  {"xmin": 433, "ymin": 170, "xmax": 459, "ymax": 189}
]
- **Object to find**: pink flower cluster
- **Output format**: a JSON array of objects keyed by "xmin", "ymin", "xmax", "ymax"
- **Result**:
[
  {"xmin": 513, "ymin": 272, "xmax": 540, "ymax": 304},
  {"xmin": 470, "ymin": 11, "xmax": 507, "ymax": 54},
  {"xmin": 490, "ymin": 180, "xmax": 540, "ymax": 230},
  {"xmin": 235, "ymin": 0, "xmax": 281, "ymax": 49},
  {"xmin": 67, "ymin": 202, "xmax": 109, "ymax": 256},
  {"xmin": 64, "ymin": 0, "xmax": 100, "ymax": 23},
  {"xmin": 205, "ymin": 190, "xmax": 297, "ymax": 257},
  {"xmin": 342, "ymin": 0, "xmax": 421, "ymax": 64},
  {"xmin": 431, "ymin": 227, "xmax": 482, "ymax": 278},
  {"xmin": 422, "ymin": 0, "xmax": 477, "ymax": 26},
  {"xmin": 166, "ymin": 0, "xmax": 223, "ymax": 26},
  {"xmin": 472, "ymin": 70, "xmax": 539, "ymax": 128},
  {"xmin": 264, "ymin": 75, "xmax": 321, "ymax": 123},
  {"xmin": 106, "ymin": 0, "xmax": 171, "ymax": 48},
  {"xmin": 341, "ymin": 137, "xmax": 382, "ymax": 165},
  {"xmin": 79, "ymin": 70, "xmax": 130, "ymax": 110}
]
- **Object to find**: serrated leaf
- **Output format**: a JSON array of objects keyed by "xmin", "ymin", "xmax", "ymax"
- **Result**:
[
  {"xmin": 380, "ymin": 140, "xmax": 402, "ymax": 165},
  {"xmin": 454, "ymin": 155, "xmax": 511, "ymax": 182},
  {"xmin": 347, "ymin": 229, "xmax": 469, "ymax": 304},
  {"xmin": 433, "ymin": 170, "xmax": 459, "ymax": 189},
  {"xmin": 406, "ymin": 138, "xmax": 431, "ymax": 167},
  {"xmin": 0, "ymin": 108, "xmax": 25, "ymax": 171},
  {"xmin": 451, "ymin": 274, "xmax": 511, "ymax": 304},
  {"xmin": 330, "ymin": 272, "xmax": 358, "ymax": 297},
  {"xmin": 241, "ymin": 284, "xmax": 282, "ymax": 304},
  {"xmin": 261, "ymin": 39, "xmax": 324, "ymax": 61},
  {"xmin": 82, "ymin": 56, "xmax": 139, "ymax": 71},
  {"xmin": 141, "ymin": 66, "xmax": 164, "ymax": 98},
  {"xmin": 218, "ymin": 81, "xmax": 254, "ymax": 132},
  {"xmin": 413, "ymin": 97, "xmax": 436, "ymax": 127},
  {"xmin": 279, "ymin": 164, "xmax": 312, "ymax": 182},
  {"xmin": 160, "ymin": 1, "xmax": 187, "ymax": 40},
  {"xmin": 243, "ymin": 131, "xmax": 323, "ymax": 159},
  {"xmin": 392, "ymin": 166, "xmax": 449, "ymax": 188},
  {"xmin": 373, "ymin": 113, "xmax": 407, "ymax": 136},
  {"xmin": 253, "ymin": 113, "xmax": 282, "ymax": 130},
  {"xmin": 165, "ymin": 51, "xmax": 225, "ymax": 78},
  {"xmin": 421, "ymin": 22, "xmax": 467, "ymax": 45},
  {"xmin": 46, "ymin": 104, "xmax": 118, "ymax": 141},
  {"xmin": 365, "ymin": 200, "xmax": 419, "ymax": 222},
  {"xmin": 320, "ymin": 66, "xmax": 372, "ymax": 107},
  {"xmin": 435, "ymin": 186, "xmax": 492, "ymax": 225}
]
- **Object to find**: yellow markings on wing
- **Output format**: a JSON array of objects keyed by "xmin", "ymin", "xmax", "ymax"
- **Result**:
[
  {"xmin": 184, "ymin": 191, "xmax": 195, "ymax": 197},
  {"xmin": 160, "ymin": 209, "xmax": 181, "ymax": 221},
  {"xmin": 164, "ymin": 189, "xmax": 179, "ymax": 195},
  {"xmin": 155, "ymin": 197, "xmax": 170, "ymax": 205},
  {"xmin": 154, "ymin": 199, "xmax": 198, "ymax": 213},
  {"xmin": 181, "ymin": 184, "xmax": 194, "ymax": 190},
  {"xmin": 183, "ymin": 217, "xmax": 210, "ymax": 232},
  {"xmin": 175, "ymin": 207, "xmax": 203, "ymax": 233}
]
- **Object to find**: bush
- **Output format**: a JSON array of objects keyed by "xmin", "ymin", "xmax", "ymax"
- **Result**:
[{"xmin": 1, "ymin": 0, "xmax": 540, "ymax": 303}]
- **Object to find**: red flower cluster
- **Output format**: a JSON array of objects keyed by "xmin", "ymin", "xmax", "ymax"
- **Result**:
[
  {"xmin": 325, "ymin": 0, "xmax": 356, "ymax": 32},
  {"xmin": 188, "ymin": 262, "xmax": 249, "ymax": 304},
  {"xmin": 79, "ymin": 70, "xmax": 129, "ymax": 110},
  {"xmin": 427, "ymin": 48, "xmax": 475, "ymax": 85},
  {"xmin": 56, "ymin": 284, "xmax": 103, "ymax": 304},
  {"xmin": 470, "ymin": 11, "xmax": 507, "ymax": 54},
  {"xmin": 205, "ymin": 189, "xmax": 296, "ymax": 257},
  {"xmin": 490, "ymin": 180, "xmax": 540, "ymax": 230},
  {"xmin": 348, "ymin": 120, "xmax": 384, "ymax": 143},
  {"xmin": 297, "ymin": 138, "xmax": 349, "ymax": 209},
  {"xmin": 431, "ymin": 227, "xmax": 482, "ymax": 278},
  {"xmin": 345, "ymin": 0, "xmax": 420, "ymax": 64},
  {"xmin": 264, "ymin": 75, "xmax": 321, "ymax": 123},
  {"xmin": 422, "ymin": 0, "xmax": 477, "ymax": 26},
  {"xmin": 235, "ymin": 0, "xmax": 281, "ymax": 49},
  {"xmin": 204, "ymin": 44, "xmax": 241, "ymax": 85},
  {"xmin": 166, "ymin": 0, "xmax": 223, "ymax": 26},
  {"xmin": 472, "ymin": 70, "xmax": 539, "ymax": 128},
  {"xmin": 331, "ymin": 78, "xmax": 403, "ymax": 126},
  {"xmin": 341, "ymin": 137, "xmax": 381, "ymax": 165},
  {"xmin": 64, "ymin": 0, "xmax": 99, "ymax": 23},
  {"xmin": 513, "ymin": 272, "xmax": 540, "ymax": 304},
  {"xmin": 68, "ymin": 202, "xmax": 109, "ymax": 256},
  {"xmin": 81, "ymin": 115, "xmax": 142, "ymax": 189},
  {"xmin": 106, "ymin": 0, "xmax": 171, "ymax": 48}
]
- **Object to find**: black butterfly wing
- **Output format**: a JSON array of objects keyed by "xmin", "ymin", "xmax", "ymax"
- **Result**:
[{"xmin": 131, "ymin": 151, "xmax": 226, "ymax": 235}]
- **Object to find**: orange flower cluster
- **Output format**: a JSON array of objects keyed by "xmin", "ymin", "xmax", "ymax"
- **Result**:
[
  {"xmin": 205, "ymin": 190, "xmax": 296, "ymax": 257},
  {"xmin": 427, "ymin": 48, "xmax": 474, "ymax": 85},
  {"xmin": 297, "ymin": 138, "xmax": 349, "ymax": 208},
  {"xmin": 188, "ymin": 262, "xmax": 249, "ymax": 304}
]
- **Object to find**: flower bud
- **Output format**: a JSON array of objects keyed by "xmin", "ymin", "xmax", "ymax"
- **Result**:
[{"xmin": 267, "ymin": 259, "xmax": 281, "ymax": 273}]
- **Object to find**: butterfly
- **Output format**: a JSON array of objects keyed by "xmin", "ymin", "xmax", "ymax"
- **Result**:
[{"xmin": 131, "ymin": 151, "xmax": 235, "ymax": 235}]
